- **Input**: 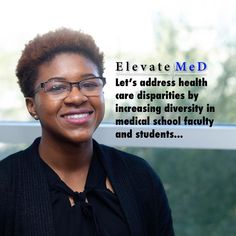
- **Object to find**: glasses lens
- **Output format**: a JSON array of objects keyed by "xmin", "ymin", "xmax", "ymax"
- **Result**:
[
  {"xmin": 80, "ymin": 78, "xmax": 104, "ymax": 96},
  {"xmin": 44, "ymin": 80, "xmax": 69, "ymax": 95}
]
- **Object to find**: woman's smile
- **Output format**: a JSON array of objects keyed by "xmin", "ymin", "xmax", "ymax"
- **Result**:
[{"xmin": 60, "ymin": 108, "xmax": 94, "ymax": 125}]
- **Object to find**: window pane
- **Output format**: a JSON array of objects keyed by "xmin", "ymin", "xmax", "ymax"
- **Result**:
[
  {"xmin": 121, "ymin": 147, "xmax": 236, "ymax": 236},
  {"xmin": 0, "ymin": 0, "xmax": 236, "ymax": 124}
]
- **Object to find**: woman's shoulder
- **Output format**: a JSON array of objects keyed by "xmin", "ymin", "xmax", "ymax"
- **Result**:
[
  {"xmin": 93, "ymin": 140, "xmax": 160, "ymax": 184},
  {"xmin": 94, "ymin": 140, "xmax": 150, "ymax": 167},
  {"xmin": 0, "ymin": 150, "xmax": 21, "ymax": 166},
  {"xmin": 0, "ymin": 152, "xmax": 22, "ymax": 192},
  {"xmin": 0, "ymin": 138, "xmax": 40, "ymax": 174},
  {"xmin": 0, "ymin": 150, "xmax": 26, "ymax": 179}
]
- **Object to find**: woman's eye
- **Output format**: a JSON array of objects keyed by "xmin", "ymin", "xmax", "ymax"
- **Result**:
[
  {"xmin": 47, "ymin": 83, "xmax": 68, "ymax": 92},
  {"xmin": 83, "ymin": 82, "xmax": 98, "ymax": 89}
]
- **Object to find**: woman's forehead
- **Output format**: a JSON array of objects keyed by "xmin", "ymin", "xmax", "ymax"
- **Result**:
[{"xmin": 37, "ymin": 53, "xmax": 99, "ymax": 82}]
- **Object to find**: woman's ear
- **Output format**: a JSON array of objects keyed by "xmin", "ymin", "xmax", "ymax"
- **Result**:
[{"xmin": 25, "ymin": 97, "xmax": 38, "ymax": 120}]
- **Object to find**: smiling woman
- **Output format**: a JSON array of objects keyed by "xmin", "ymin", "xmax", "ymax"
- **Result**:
[
  {"xmin": 26, "ymin": 53, "xmax": 105, "ymax": 145},
  {"xmin": 0, "ymin": 28, "xmax": 174, "ymax": 236}
]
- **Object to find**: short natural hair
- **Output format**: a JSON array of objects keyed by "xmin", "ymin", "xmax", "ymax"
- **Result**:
[{"xmin": 16, "ymin": 28, "xmax": 104, "ymax": 97}]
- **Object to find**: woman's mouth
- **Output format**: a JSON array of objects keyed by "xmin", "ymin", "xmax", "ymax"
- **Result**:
[
  {"xmin": 64, "ymin": 113, "xmax": 90, "ymax": 119},
  {"xmin": 61, "ymin": 111, "xmax": 94, "ymax": 125}
]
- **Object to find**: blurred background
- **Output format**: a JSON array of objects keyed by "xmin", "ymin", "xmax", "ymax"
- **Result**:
[{"xmin": 0, "ymin": 0, "xmax": 236, "ymax": 235}]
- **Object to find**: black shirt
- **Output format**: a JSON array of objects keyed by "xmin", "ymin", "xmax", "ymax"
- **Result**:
[{"xmin": 40, "ymin": 153, "xmax": 130, "ymax": 236}]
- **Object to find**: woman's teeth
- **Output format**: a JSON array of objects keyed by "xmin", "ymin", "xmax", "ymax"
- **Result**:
[{"xmin": 65, "ymin": 113, "xmax": 89, "ymax": 119}]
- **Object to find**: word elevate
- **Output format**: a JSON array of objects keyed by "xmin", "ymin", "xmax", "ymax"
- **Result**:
[{"xmin": 116, "ymin": 61, "xmax": 207, "ymax": 72}]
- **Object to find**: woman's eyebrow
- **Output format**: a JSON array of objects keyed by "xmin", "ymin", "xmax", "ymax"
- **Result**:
[
  {"xmin": 47, "ymin": 77, "xmax": 66, "ymax": 82},
  {"xmin": 47, "ymin": 74, "xmax": 97, "ymax": 82},
  {"xmin": 81, "ymin": 73, "xmax": 97, "ymax": 78}
]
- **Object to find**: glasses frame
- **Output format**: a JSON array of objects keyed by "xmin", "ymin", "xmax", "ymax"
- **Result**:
[{"xmin": 32, "ymin": 76, "xmax": 106, "ymax": 98}]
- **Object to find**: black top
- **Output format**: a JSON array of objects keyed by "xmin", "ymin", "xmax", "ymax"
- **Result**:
[
  {"xmin": 40, "ymin": 153, "xmax": 130, "ymax": 236},
  {"xmin": 0, "ymin": 138, "xmax": 175, "ymax": 236}
]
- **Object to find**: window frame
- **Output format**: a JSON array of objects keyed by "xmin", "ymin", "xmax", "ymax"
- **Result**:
[{"xmin": 0, "ymin": 122, "xmax": 235, "ymax": 149}]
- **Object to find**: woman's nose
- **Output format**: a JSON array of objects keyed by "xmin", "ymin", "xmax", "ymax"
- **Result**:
[{"xmin": 63, "ymin": 86, "xmax": 88, "ymax": 105}]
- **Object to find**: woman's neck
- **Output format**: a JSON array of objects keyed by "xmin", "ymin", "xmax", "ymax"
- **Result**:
[{"xmin": 39, "ymin": 135, "xmax": 93, "ymax": 174}]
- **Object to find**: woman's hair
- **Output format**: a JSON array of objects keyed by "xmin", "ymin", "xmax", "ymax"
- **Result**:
[{"xmin": 16, "ymin": 28, "xmax": 104, "ymax": 97}]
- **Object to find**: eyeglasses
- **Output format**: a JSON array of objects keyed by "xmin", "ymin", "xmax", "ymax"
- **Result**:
[{"xmin": 32, "ymin": 76, "xmax": 106, "ymax": 99}]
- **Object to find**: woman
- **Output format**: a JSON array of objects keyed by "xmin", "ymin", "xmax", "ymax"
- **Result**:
[{"xmin": 0, "ymin": 28, "xmax": 174, "ymax": 236}]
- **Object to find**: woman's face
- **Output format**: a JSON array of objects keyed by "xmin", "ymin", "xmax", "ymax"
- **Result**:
[{"xmin": 26, "ymin": 53, "xmax": 105, "ymax": 144}]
